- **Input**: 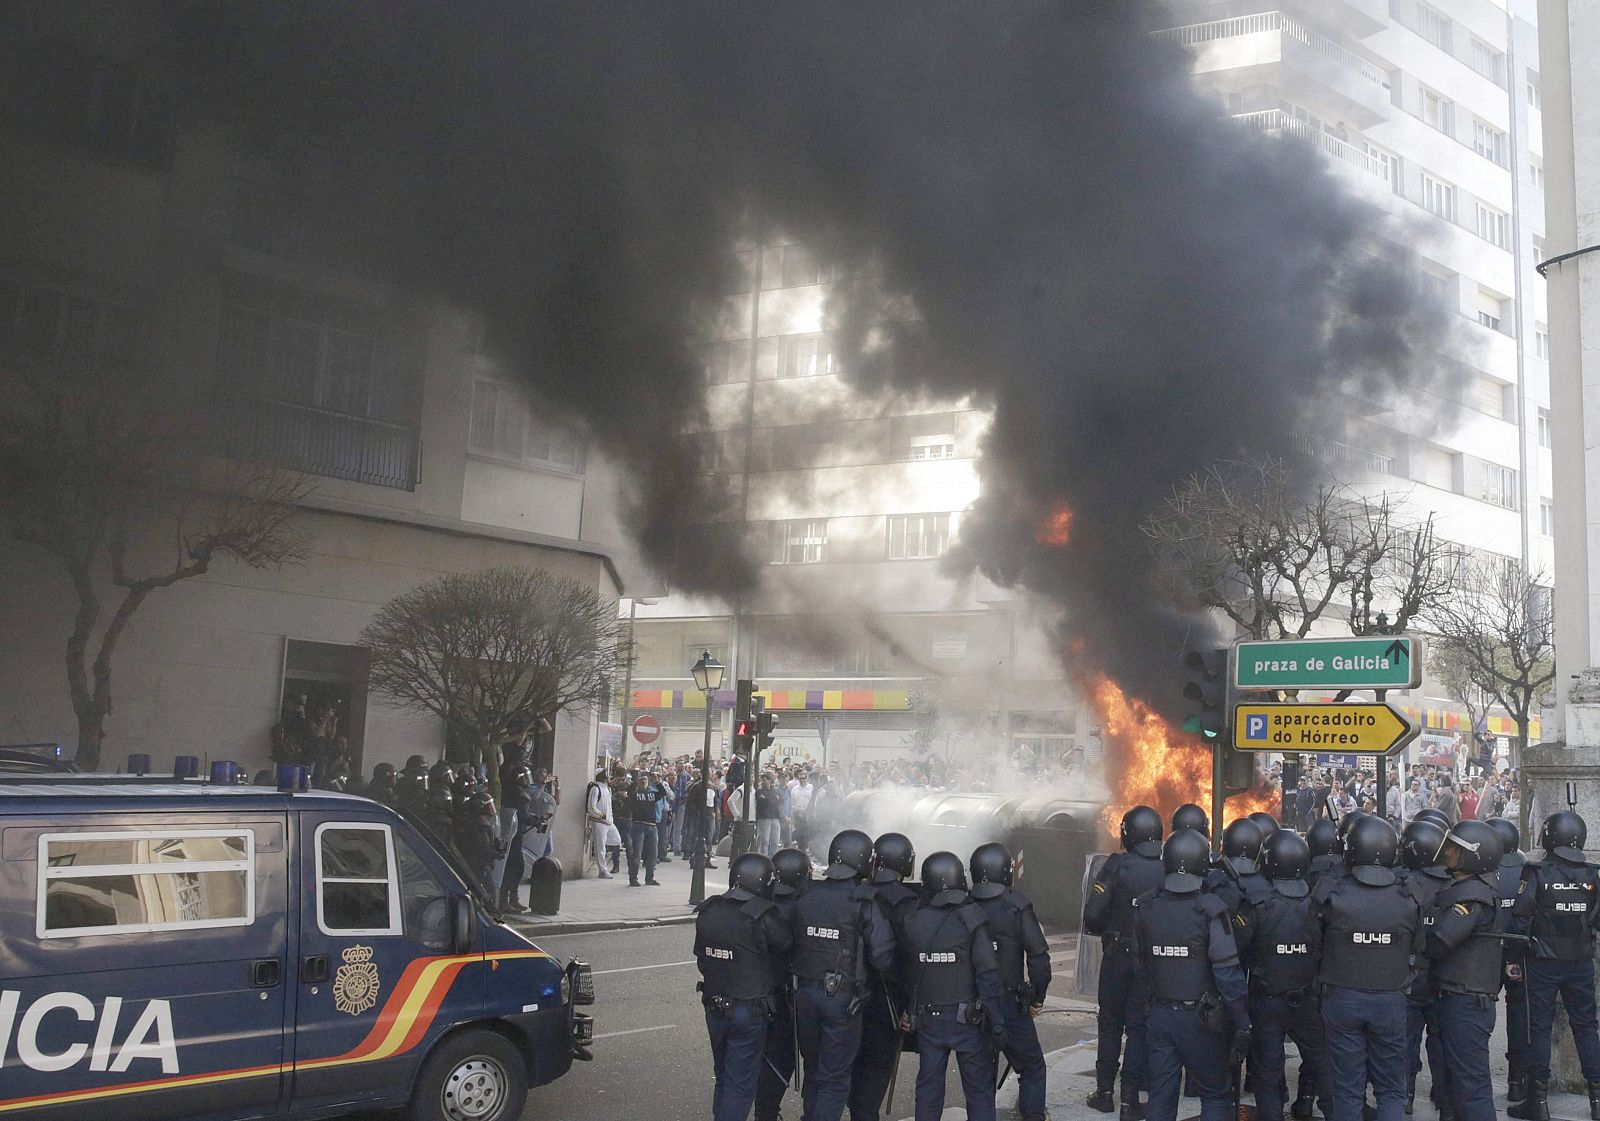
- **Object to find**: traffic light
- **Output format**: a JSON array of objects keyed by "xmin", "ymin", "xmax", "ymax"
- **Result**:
[
  {"xmin": 733, "ymin": 679, "xmax": 757, "ymax": 758},
  {"xmin": 1181, "ymin": 649, "xmax": 1228, "ymax": 741},
  {"xmin": 756, "ymin": 710, "xmax": 779, "ymax": 753},
  {"xmin": 1220, "ymin": 744, "xmax": 1256, "ymax": 796}
]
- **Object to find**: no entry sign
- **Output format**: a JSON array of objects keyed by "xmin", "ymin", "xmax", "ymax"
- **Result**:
[{"xmin": 631, "ymin": 714, "xmax": 662, "ymax": 745}]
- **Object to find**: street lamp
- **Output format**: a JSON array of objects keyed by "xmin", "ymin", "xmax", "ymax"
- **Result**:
[{"xmin": 688, "ymin": 650, "xmax": 725, "ymax": 906}]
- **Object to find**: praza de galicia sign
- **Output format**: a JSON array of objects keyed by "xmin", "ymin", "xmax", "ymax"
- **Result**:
[{"xmin": 1233, "ymin": 636, "xmax": 1422, "ymax": 691}]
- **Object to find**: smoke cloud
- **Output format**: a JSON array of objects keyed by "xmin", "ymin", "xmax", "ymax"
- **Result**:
[{"xmin": 103, "ymin": 2, "xmax": 1455, "ymax": 712}]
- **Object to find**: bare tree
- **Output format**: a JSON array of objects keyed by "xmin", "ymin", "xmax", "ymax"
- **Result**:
[
  {"xmin": 1143, "ymin": 458, "xmax": 1457, "ymax": 640},
  {"xmin": 0, "ymin": 366, "xmax": 309, "ymax": 769},
  {"xmin": 361, "ymin": 566, "xmax": 626, "ymax": 768}
]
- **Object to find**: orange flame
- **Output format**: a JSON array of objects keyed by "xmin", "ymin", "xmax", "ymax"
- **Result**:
[
  {"xmin": 1035, "ymin": 500, "xmax": 1074, "ymax": 547},
  {"xmin": 1089, "ymin": 674, "xmax": 1276, "ymax": 835}
]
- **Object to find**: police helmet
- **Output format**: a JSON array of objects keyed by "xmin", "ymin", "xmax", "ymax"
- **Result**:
[
  {"xmin": 1162, "ymin": 828, "xmax": 1212, "ymax": 893},
  {"xmin": 1539, "ymin": 810, "xmax": 1588, "ymax": 863},
  {"xmin": 1344, "ymin": 815, "xmax": 1400, "ymax": 885},
  {"xmin": 403, "ymin": 753, "xmax": 429, "ymax": 776},
  {"xmin": 772, "ymin": 847, "xmax": 812, "ymax": 897},
  {"xmin": 1440, "ymin": 820, "xmax": 1503, "ymax": 877},
  {"xmin": 1400, "ymin": 817, "xmax": 1448, "ymax": 871},
  {"xmin": 372, "ymin": 762, "xmax": 397, "ymax": 781},
  {"xmin": 728, "ymin": 852, "xmax": 775, "ymax": 900},
  {"xmin": 969, "ymin": 842, "xmax": 1013, "ymax": 900},
  {"xmin": 1248, "ymin": 812, "xmax": 1281, "ymax": 840},
  {"xmin": 1306, "ymin": 818, "xmax": 1339, "ymax": 858},
  {"xmin": 1261, "ymin": 829, "xmax": 1311, "ymax": 881},
  {"xmin": 1414, "ymin": 808, "xmax": 1451, "ymax": 831},
  {"xmin": 1487, "ymin": 816, "xmax": 1521, "ymax": 859},
  {"xmin": 428, "ymin": 761, "xmax": 456, "ymax": 791},
  {"xmin": 1335, "ymin": 809, "xmax": 1366, "ymax": 844},
  {"xmin": 470, "ymin": 790, "xmax": 497, "ymax": 816},
  {"xmin": 874, "ymin": 833, "xmax": 916, "ymax": 882},
  {"xmin": 921, "ymin": 851, "xmax": 968, "ymax": 900},
  {"xmin": 1171, "ymin": 803, "xmax": 1210, "ymax": 838},
  {"xmin": 826, "ymin": 829, "xmax": 875, "ymax": 881},
  {"xmin": 1221, "ymin": 818, "xmax": 1264, "ymax": 874},
  {"xmin": 1120, "ymin": 805, "xmax": 1163, "ymax": 856}
]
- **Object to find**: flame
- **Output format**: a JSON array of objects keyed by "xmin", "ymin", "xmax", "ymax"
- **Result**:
[
  {"xmin": 1089, "ymin": 674, "xmax": 1275, "ymax": 835},
  {"xmin": 1035, "ymin": 500, "xmax": 1074, "ymax": 547}
]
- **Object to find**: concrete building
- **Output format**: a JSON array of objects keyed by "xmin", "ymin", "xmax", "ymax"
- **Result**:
[
  {"xmin": 1158, "ymin": 0, "xmax": 1552, "ymax": 755},
  {"xmin": 0, "ymin": 14, "xmax": 625, "ymax": 874}
]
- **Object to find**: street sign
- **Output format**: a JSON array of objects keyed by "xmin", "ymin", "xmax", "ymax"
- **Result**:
[
  {"xmin": 631, "ymin": 714, "xmax": 662, "ymax": 745},
  {"xmin": 1233, "ymin": 702, "xmax": 1418, "ymax": 755},
  {"xmin": 1233, "ymin": 636, "xmax": 1422, "ymax": 691}
]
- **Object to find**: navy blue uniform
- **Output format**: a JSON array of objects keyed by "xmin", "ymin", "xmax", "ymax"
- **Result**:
[
  {"xmin": 1425, "ymin": 874, "xmax": 1501, "ymax": 1121},
  {"xmin": 757, "ymin": 883, "xmax": 805, "ymax": 1121},
  {"xmin": 1084, "ymin": 846, "xmax": 1164, "ymax": 1097},
  {"xmin": 848, "ymin": 874, "xmax": 919, "ymax": 1121},
  {"xmin": 974, "ymin": 884, "xmax": 1053, "ymax": 1121},
  {"xmin": 1401, "ymin": 865, "xmax": 1451, "ymax": 1102},
  {"xmin": 696, "ymin": 889, "xmax": 794, "ymax": 1121},
  {"xmin": 1133, "ymin": 886, "xmax": 1250, "ymax": 1121},
  {"xmin": 1246, "ymin": 879, "xmax": 1331, "ymax": 1121},
  {"xmin": 1494, "ymin": 852, "xmax": 1529, "ymax": 1081},
  {"xmin": 1510, "ymin": 854, "xmax": 1600, "ymax": 1084}
]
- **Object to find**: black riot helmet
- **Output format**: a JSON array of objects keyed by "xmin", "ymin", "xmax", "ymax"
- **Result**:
[
  {"xmin": 874, "ymin": 833, "xmax": 916, "ymax": 882},
  {"xmin": 1171, "ymin": 803, "xmax": 1210, "ymax": 838},
  {"xmin": 1162, "ymin": 828, "xmax": 1213, "ymax": 893},
  {"xmin": 403, "ymin": 753, "xmax": 429, "ymax": 778},
  {"xmin": 772, "ymin": 848, "xmax": 812, "ymax": 897},
  {"xmin": 428, "ymin": 761, "xmax": 456, "ymax": 791},
  {"xmin": 1261, "ymin": 829, "xmax": 1311, "ymax": 881},
  {"xmin": 1335, "ymin": 809, "xmax": 1366, "ymax": 845},
  {"xmin": 1487, "ymin": 817, "xmax": 1522, "ymax": 859},
  {"xmin": 1440, "ymin": 820, "xmax": 1503, "ymax": 877},
  {"xmin": 1400, "ymin": 818, "xmax": 1448, "ymax": 871},
  {"xmin": 1306, "ymin": 818, "xmax": 1339, "ymax": 858},
  {"xmin": 1120, "ymin": 806, "xmax": 1163, "ymax": 856},
  {"xmin": 921, "ymin": 851, "xmax": 969, "ymax": 900},
  {"xmin": 372, "ymin": 762, "xmax": 397, "ymax": 781},
  {"xmin": 969, "ymin": 842, "xmax": 1013, "ymax": 901},
  {"xmin": 1344, "ymin": 815, "xmax": 1400, "ymax": 885},
  {"xmin": 1414, "ymin": 808, "xmax": 1451, "ymax": 831},
  {"xmin": 728, "ymin": 852, "xmax": 775, "ymax": 900},
  {"xmin": 826, "ymin": 829, "xmax": 875, "ymax": 881},
  {"xmin": 1248, "ymin": 812, "xmax": 1281, "ymax": 840},
  {"xmin": 1221, "ymin": 818, "xmax": 1265, "ymax": 874},
  {"xmin": 1540, "ymin": 811, "xmax": 1589, "ymax": 863}
]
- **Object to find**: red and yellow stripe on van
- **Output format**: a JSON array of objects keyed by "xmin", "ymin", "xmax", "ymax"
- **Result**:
[{"xmin": 0, "ymin": 949, "xmax": 550, "ymax": 1114}]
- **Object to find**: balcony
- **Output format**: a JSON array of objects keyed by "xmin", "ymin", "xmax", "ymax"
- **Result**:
[
  {"xmin": 1154, "ymin": 12, "xmax": 1392, "ymax": 127},
  {"xmin": 1235, "ymin": 110, "xmax": 1397, "ymax": 192},
  {"xmin": 212, "ymin": 393, "xmax": 419, "ymax": 490},
  {"xmin": 1293, "ymin": 432, "xmax": 1399, "ymax": 477}
]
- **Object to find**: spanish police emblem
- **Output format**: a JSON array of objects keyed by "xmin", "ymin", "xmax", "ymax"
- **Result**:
[{"xmin": 333, "ymin": 944, "xmax": 380, "ymax": 1015}]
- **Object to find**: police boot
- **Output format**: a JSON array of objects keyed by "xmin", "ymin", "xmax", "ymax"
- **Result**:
[
  {"xmin": 1438, "ymin": 1101, "xmax": 1455, "ymax": 1121},
  {"xmin": 1086, "ymin": 1076, "xmax": 1116, "ymax": 1113},
  {"xmin": 1507, "ymin": 1079, "xmax": 1549, "ymax": 1121},
  {"xmin": 1586, "ymin": 1079, "xmax": 1600, "ymax": 1121},
  {"xmin": 1290, "ymin": 1096, "xmax": 1316, "ymax": 1120},
  {"xmin": 1507, "ymin": 1070, "xmax": 1528, "ymax": 1105},
  {"xmin": 1404, "ymin": 1074, "xmax": 1415, "ymax": 1116},
  {"xmin": 1119, "ymin": 1095, "xmax": 1144, "ymax": 1121}
]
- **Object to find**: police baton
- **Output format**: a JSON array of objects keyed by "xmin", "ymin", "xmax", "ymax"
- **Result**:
[
  {"xmin": 997, "ymin": 1059, "xmax": 1013, "ymax": 1091},
  {"xmin": 883, "ymin": 982, "xmax": 904, "ymax": 1114}
]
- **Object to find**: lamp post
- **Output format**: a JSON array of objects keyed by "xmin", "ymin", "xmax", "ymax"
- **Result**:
[{"xmin": 688, "ymin": 650, "xmax": 725, "ymax": 906}]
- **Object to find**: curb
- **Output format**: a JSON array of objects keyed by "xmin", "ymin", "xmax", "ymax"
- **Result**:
[{"xmin": 510, "ymin": 912, "xmax": 698, "ymax": 937}]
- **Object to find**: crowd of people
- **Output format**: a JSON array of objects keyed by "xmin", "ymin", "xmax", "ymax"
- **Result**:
[{"xmin": 1276, "ymin": 762, "xmax": 1521, "ymax": 831}]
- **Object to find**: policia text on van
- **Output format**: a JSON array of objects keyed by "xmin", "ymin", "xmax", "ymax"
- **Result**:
[{"xmin": 0, "ymin": 778, "xmax": 595, "ymax": 1121}]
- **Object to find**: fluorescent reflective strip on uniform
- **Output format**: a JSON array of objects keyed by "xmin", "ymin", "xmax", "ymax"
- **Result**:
[{"xmin": 0, "ymin": 950, "xmax": 548, "ymax": 1114}]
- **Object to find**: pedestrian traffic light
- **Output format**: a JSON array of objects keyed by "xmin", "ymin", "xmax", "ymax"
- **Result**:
[
  {"xmin": 1182, "ymin": 649, "xmax": 1228, "ymax": 741},
  {"xmin": 756, "ymin": 710, "xmax": 779, "ymax": 752},
  {"xmin": 732, "ymin": 678, "xmax": 757, "ymax": 758},
  {"xmin": 733, "ymin": 717, "xmax": 755, "ymax": 758}
]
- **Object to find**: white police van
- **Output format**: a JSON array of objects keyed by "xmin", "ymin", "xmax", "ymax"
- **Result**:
[{"xmin": 0, "ymin": 777, "xmax": 593, "ymax": 1120}]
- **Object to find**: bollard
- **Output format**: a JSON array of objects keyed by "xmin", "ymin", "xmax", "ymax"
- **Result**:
[{"xmin": 527, "ymin": 856, "xmax": 563, "ymax": 914}]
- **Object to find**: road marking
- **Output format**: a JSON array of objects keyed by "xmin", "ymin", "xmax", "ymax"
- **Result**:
[
  {"xmin": 593, "ymin": 960, "xmax": 697, "ymax": 976},
  {"xmin": 593, "ymin": 1023, "xmax": 678, "ymax": 1040}
]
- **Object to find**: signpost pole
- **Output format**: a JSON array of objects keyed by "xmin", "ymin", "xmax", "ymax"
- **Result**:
[
  {"xmin": 1210, "ymin": 743, "xmax": 1225, "ymax": 852},
  {"xmin": 1375, "ymin": 689, "xmax": 1388, "ymax": 821}
]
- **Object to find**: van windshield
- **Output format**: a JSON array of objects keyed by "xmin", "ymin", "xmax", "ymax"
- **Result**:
[{"xmin": 396, "ymin": 808, "xmax": 503, "ymax": 918}]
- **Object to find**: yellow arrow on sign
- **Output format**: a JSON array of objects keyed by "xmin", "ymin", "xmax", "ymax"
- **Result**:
[{"xmin": 1232, "ymin": 702, "xmax": 1419, "ymax": 755}]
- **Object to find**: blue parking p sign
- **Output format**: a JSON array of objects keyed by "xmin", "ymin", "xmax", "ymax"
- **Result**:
[{"xmin": 1244, "ymin": 713, "xmax": 1269, "ymax": 742}]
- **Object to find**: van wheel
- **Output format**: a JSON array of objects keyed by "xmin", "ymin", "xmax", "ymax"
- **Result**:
[{"xmin": 410, "ymin": 1029, "xmax": 528, "ymax": 1121}]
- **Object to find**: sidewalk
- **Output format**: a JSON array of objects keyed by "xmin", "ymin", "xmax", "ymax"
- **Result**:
[{"xmin": 508, "ymin": 847, "xmax": 704, "ymax": 935}]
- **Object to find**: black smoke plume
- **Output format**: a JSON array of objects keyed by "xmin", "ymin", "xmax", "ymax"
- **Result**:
[{"xmin": 81, "ymin": 2, "xmax": 1457, "ymax": 712}]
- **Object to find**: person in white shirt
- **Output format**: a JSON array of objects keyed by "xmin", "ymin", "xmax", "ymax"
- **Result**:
[
  {"xmin": 586, "ymin": 769, "xmax": 615, "ymax": 879},
  {"xmin": 788, "ymin": 772, "xmax": 815, "ymax": 850}
]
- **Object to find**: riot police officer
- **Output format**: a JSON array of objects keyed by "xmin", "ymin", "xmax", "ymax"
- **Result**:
[
  {"xmin": 1173, "ymin": 803, "xmax": 1210, "ymax": 839},
  {"xmin": 1249, "ymin": 812, "xmax": 1281, "ymax": 841},
  {"xmin": 789, "ymin": 829, "xmax": 897, "ymax": 1121},
  {"xmin": 697, "ymin": 852, "xmax": 794, "ymax": 1121},
  {"xmin": 1508, "ymin": 811, "xmax": 1600, "ymax": 1121},
  {"xmin": 900, "ymin": 851, "xmax": 1004, "ymax": 1121},
  {"xmin": 849, "ymin": 832, "xmax": 919, "ymax": 1121},
  {"xmin": 1136, "ymin": 828, "xmax": 1250, "ymax": 1121},
  {"xmin": 971, "ymin": 842, "xmax": 1052, "ymax": 1121},
  {"xmin": 1083, "ymin": 805, "xmax": 1165, "ymax": 1117},
  {"xmin": 368, "ymin": 761, "xmax": 398, "ymax": 805},
  {"xmin": 757, "ymin": 848, "xmax": 813, "ymax": 1121},
  {"xmin": 1424, "ymin": 821, "xmax": 1504, "ymax": 1121},
  {"xmin": 1313, "ymin": 814, "xmax": 1422, "ymax": 1121},
  {"xmin": 1248, "ymin": 829, "xmax": 1331, "ymax": 1121},
  {"xmin": 396, "ymin": 753, "xmax": 430, "ymax": 811},
  {"xmin": 1206, "ymin": 817, "xmax": 1269, "ymax": 926},
  {"xmin": 458, "ymin": 789, "xmax": 506, "ymax": 888},
  {"xmin": 1399, "ymin": 816, "xmax": 1450, "ymax": 1116},
  {"xmin": 1306, "ymin": 819, "xmax": 1341, "ymax": 892},
  {"xmin": 1488, "ymin": 817, "xmax": 1530, "ymax": 1103}
]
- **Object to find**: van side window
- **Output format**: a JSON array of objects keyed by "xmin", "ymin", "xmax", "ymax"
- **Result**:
[
  {"xmin": 396, "ymin": 834, "xmax": 451, "ymax": 951},
  {"xmin": 39, "ymin": 830, "xmax": 254, "ymax": 938},
  {"xmin": 315, "ymin": 822, "xmax": 402, "ymax": 936}
]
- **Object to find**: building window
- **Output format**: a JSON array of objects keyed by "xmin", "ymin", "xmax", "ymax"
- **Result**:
[
  {"xmin": 760, "ymin": 244, "xmax": 822, "ymax": 290},
  {"xmin": 1421, "ymin": 271, "xmax": 1452, "ymax": 308},
  {"xmin": 1533, "ymin": 235, "xmax": 1546, "ymax": 263},
  {"xmin": 1473, "ymin": 119, "xmax": 1507, "ymax": 167},
  {"xmin": 772, "ymin": 520, "xmax": 827, "ymax": 564},
  {"xmin": 1538, "ymin": 407, "xmax": 1552, "ymax": 448},
  {"xmin": 1417, "ymin": 3, "xmax": 1452, "ymax": 50},
  {"xmin": 1475, "ymin": 204, "xmax": 1509, "ymax": 249},
  {"xmin": 1541, "ymin": 500, "xmax": 1555, "ymax": 537},
  {"xmin": 1527, "ymin": 70, "xmax": 1542, "ymax": 110},
  {"xmin": 1469, "ymin": 39, "xmax": 1507, "ymax": 87},
  {"xmin": 907, "ymin": 440, "xmax": 955, "ymax": 460},
  {"xmin": 704, "ymin": 339, "xmax": 751, "ymax": 385},
  {"xmin": 1473, "ymin": 376, "xmax": 1509, "ymax": 419},
  {"xmin": 1420, "ymin": 88, "xmax": 1454, "ymax": 135},
  {"xmin": 887, "ymin": 513, "xmax": 952, "ymax": 560},
  {"xmin": 316, "ymin": 823, "xmax": 402, "ymax": 936},
  {"xmin": 1479, "ymin": 463, "xmax": 1518, "ymax": 510},
  {"xmin": 469, "ymin": 379, "xmax": 587, "ymax": 472},
  {"xmin": 1530, "ymin": 158, "xmax": 1545, "ymax": 190},
  {"xmin": 1421, "ymin": 174, "xmax": 1455, "ymax": 222},
  {"xmin": 39, "ymin": 831, "xmax": 254, "ymax": 938},
  {"xmin": 1535, "ymin": 323, "xmax": 1549, "ymax": 360},
  {"xmin": 0, "ymin": 278, "xmax": 136, "ymax": 371},
  {"xmin": 778, "ymin": 334, "xmax": 831, "ymax": 379},
  {"xmin": 1476, "ymin": 310, "xmax": 1501, "ymax": 332}
]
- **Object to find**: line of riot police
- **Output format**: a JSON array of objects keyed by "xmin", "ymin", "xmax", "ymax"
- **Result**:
[
  {"xmin": 694, "ymin": 829, "xmax": 1054, "ymax": 1121},
  {"xmin": 1085, "ymin": 801, "xmax": 1600, "ymax": 1121}
]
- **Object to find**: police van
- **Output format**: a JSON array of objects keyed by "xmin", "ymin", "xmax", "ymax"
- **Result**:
[{"xmin": 0, "ymin": 778, "xmax": 594, "ymax": 1121}]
